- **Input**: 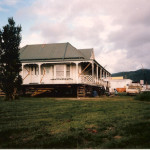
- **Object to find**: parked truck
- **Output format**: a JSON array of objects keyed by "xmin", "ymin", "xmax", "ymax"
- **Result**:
[{"xmin": 126, "ymin": 82, "xmax": 142, "ymax": 95}]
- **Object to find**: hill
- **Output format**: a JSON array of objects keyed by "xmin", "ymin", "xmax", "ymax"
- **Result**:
[{"xmin": 112, "ymin": 69, "xmax": 150, "ymax": 84}]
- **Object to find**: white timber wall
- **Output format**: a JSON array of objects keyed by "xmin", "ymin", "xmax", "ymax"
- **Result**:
[
  {"xmin": 22, "ymin": 63, "xmax": 82, "ymax": 84},
  {"xmin": 21, "ymin": 60, "xmax": 110, "ymax": 86}
]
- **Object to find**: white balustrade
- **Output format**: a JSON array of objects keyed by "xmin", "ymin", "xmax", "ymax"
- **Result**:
[
  {"xmin": 23, "ymin": 73, "xmax": 109, "ymax": 87},
  {"xmin": 79, "ymin": 75, "xmax": 108, "ymax": 87}
]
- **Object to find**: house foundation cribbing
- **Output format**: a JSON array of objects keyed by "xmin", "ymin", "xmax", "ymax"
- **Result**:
[
  {"xmin": 0, "ymin": 89, "xmax": 5, "ymax": 97},
  {"xmin": 22, "ymin": 84, "xmax": 106, "ymax": 98}
]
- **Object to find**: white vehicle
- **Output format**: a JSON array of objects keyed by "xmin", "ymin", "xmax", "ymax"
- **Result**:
[{"xmin": 126, "ymin": 83, "xmax": 142, "ymax": 95}]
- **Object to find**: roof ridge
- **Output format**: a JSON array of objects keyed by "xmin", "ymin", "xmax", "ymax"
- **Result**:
[
  {"xmin": 78, "ymin": 50, "xmax": 86, "ymax": 58},
  {"xmin": 63, "ymin": 42, "xmax": 69, "ymax": 60},
  {"xmin": 78, "ymin": 48, "xmax": 93, "ymax": 50},
  {"xmin": 78, "ymin": 49, "xmax": 94, "ymax": 59},
  {"xmin": 19, "ymin": 45, "xmax": 28, "ymax": 54},
  {"xmin": 21, "ymin": 42, "xmax": 69, "ymax": 47},
  {"xmin": 64, "ymin": 43, "xmax": 85, "ymax": 59}
]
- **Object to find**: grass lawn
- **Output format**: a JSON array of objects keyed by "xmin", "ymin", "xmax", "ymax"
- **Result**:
[{"xmin": 0, "ymin": 96, "xmax": 150, "ymax": 148}]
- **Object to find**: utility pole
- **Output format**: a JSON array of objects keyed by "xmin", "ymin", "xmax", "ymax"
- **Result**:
[{"xmin": 141, "ymin": 64, "xmax": 148, "ymax": 89}]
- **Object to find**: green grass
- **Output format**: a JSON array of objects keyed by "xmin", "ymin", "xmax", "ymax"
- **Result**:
[{"xmin": 0, "ymin": 96, "xmax": 150, "ymax": 148}]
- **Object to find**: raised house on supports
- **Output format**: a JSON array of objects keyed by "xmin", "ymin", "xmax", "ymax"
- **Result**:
[{"xmin": 20, "ymin": 42, "xmax": 111, "ymax": 97}]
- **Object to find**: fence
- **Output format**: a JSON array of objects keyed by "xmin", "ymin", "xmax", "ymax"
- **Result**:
[{"xmin": 80, "ymin": 75, "xmax": 109, "ymax": 87}]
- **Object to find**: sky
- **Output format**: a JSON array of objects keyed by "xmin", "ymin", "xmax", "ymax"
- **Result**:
[{"xmin": 0, "ymin": 0, "xmax": 149, "ymax": 73}]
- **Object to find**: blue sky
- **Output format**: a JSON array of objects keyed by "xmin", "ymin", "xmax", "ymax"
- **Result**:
[
  {"xmin": 0, "ymin": 0, "xmax": 30, "ymax": 25},
  {"xmin": 0, "ymin": 0, "xmax": 34, "ymax": 44},
  {"xmin": 0, "ymin": 0, "xmax": 150, "ymax": 73}
]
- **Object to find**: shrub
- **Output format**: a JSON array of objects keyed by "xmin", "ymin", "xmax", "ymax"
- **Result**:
[
  {"xmin": 135, "ymin": 92, "xmax": 150, "ymax": 101},
  {"xmin": 117, "ymin": 92, "xmax": 128, "ymax": 96}
]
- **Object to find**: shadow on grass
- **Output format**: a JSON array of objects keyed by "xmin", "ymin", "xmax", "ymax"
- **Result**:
[
  {"xmin": 101, "ymin": 121, "xmax": 150, "ymax": 149},
  {"xmin": 1, "ymin": 121, "xmax": 150, "ymax": 149},
  {"xmin": 0, "ymin": 127, "xmax": 92, "ymax": 148}
]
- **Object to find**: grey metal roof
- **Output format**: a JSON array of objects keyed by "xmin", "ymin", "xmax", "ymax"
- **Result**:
[
  {"xmin": 78, "ymin": 49, "xmax": 93, "ymax": 59},
  {"xmin": 19, "ymin": 42, "xmax": 92, "ymax": 61}
]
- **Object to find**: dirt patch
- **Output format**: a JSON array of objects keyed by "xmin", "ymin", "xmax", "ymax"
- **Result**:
[
  {"xmin": 22, "ymin": 136, "xmax": 33, "ymax": 142},
  {"xmin": 104, "ymin": 127, "xmax": 115, "ymax": 134},
  {"xmin": 114, "ymin": 135, "xmax": 122, "ymax": 139},
  {"xmin": 87, "ymin": 128, "xmax": 98, "ymax": 134}
]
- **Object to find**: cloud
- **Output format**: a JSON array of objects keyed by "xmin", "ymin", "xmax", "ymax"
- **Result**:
[
  {"xmin": 1, "ymin": 0, "xmax": 20, "ymax": 6},
  {"xmin": 0, "ymin": 0, "xmax": 21, "ymax": 12},
  {"xmin": 17, "ymin": 0, "xmax": 150, "ymax": 73},
  {"xmin": 0, "ymin": 6, "xmax": 7, "ymax": 12},
  {"xmin": 107, "ymin": 1, "xmax": 150, "ymax": 71},
  {"xmin": 21, "ymin": 32, "xmax": 45, "ymax": 47},
  {"xmin": 96, "ymin": 49, "xmax": 127, "ymax": 73}
]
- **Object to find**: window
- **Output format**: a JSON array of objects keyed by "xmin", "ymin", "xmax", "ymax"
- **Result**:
[
  {"xmin": 51, "ymin": 65, "xmax": 54, "ymax": 77},
  {"xmin": 41, "ymin": 67, "xmax": 44, "ymax": 75},
  {"xmin": 56, "ymin": 65, "xmax": 64, "ymax": 78},
  {"xmin": 66, "ymin": 65, "xmax": 70, "ymax": 78},
  {"xmin": 35, "ymin": 66, "xmax": 39, "ymax": 75},
  {"xmin": 45, "ymin": 67, "xmax": 49, "ymax": 74},
  {"xmin": 31, "ymin": 66, "xmax": 34, "ymax": 75}
]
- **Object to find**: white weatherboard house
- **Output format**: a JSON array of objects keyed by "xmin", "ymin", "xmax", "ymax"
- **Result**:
[{"xmin": 20, "ymin": 42, "xmax": 111, "ymax": 97}]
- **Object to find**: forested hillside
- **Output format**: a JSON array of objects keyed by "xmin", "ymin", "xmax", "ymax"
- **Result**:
[{"xmin": 112, "ymin": 69, "xmax": 150, "ymax": 84}]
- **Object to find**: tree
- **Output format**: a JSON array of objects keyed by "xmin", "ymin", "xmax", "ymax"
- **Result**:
[{"xmin": 0, "ymin": 17, "xmax": 22, "ymax": 100}]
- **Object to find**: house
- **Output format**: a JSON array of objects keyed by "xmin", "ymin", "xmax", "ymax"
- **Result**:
[{"xmin": 20, "ymin": 42, "xmax": 111, "ymax": 97}]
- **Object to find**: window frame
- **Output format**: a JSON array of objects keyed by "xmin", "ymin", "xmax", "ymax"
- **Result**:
[
  {"xmin": 55, "ymin": 64, "xmax": 65, "ymax": 78},
  {"xmin": 66, "ymin": 64, "xmax": 70, "ymax": 78},
  {"xmin": 54, "ymin": 64, "xmax": 71, "ymax": 78}
]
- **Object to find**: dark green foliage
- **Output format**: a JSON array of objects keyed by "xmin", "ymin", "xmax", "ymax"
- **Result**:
[
  {"xmin": 117, "ymin": 92, "xmax": 127, "ymax": 96},
  {"xmin": 112, "ymin": 69, "xmax": 150, "ymax": 84},
  {"xmin": 0, "ymin": 17, "xmax": 22, "ymax": 100},
  {"xmin": 135, "ymin": 92, "xmax": 150, "ymax": 101},
  {"xmin": 0, "ymin": 96, "xmax": 150, "ymax": 148}
]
